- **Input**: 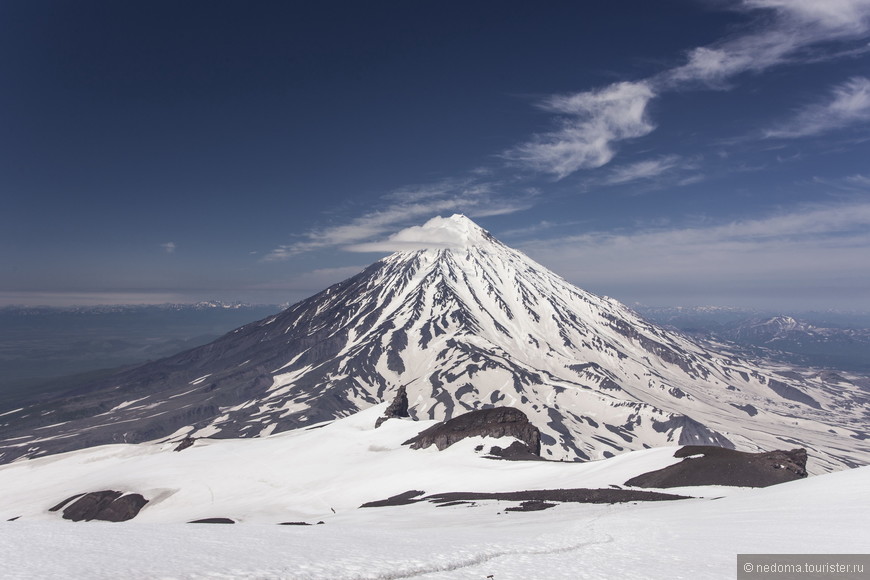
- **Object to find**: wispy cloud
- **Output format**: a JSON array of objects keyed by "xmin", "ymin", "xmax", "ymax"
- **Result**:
[
  {"xmin": 604, "ymin": 155, "xmax": 687, "ymax": 185},
  {"xmin": 505, "ymin": 0, "xmax": 870, "ymax": 182},
  {"xmin": 846, "ymin": 173, "xmax": 870, "ymax": 187},
  {"xmin": 497, "ymin": 219, "xmax": 588, "ymax": 240},
  {"xmin": 505, "ymin": 82, "xmax": 656, "ymax": 179},
  {"xmin": 666, "ymin": 0, "xmax": 870, "ymax": 87},
  {"xmin": 746, "ymin": 0, "xmax": 870, "ymax": 34},
  {"xmin": 811, "ymin": 172, "xmax": 870, "ymax": 192},
  {"xmin": 266, "ymin": 0, "xmax": 870, "ymax": 260},
  {"xmin": 262, "ymin": 178, "xmax": 534, "ymax": 260},
  {"xmin": 161, "ymin": 242, "xmax": 176, "ymax": 254},
  {"xmin": 763, "ymin": 77, "xmax": 870, "ymax": 138},
  {"xmin": 519, "ymin": 201, "xmax": 870, "ymax": 306}
]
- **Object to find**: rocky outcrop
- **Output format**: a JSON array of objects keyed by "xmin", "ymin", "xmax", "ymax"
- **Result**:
[
  {"xmin": 625, "ymin": 445, "xmax": 808, "ymax": 488},
  {"xmin": 361, "ymin": 487, "xmax": 690, "ymax": 509},
  {"xmin": 504, "ymin": 501, "xmax": 556, "ymax": 512},
  {"xmin": 403, "ymin": 407, "xmax": 540, "ymax": 456},
  {"xmin": 49, "ymin": 490, "xmax": 148, "ymax": 522},
  {"xmin": 173, "ymin": 435, "xmax": 196, "ymax": 451},
  {"xmin": 375, "ymin": 386, "xmax": 410, "ymax": 428},
  {"xmin": 487, "ymin": 440, "xmax": 544, "ymax": 461},
  {"xmin": 359, "ymin": 490, "xmax": 426, "ymax": 508}
]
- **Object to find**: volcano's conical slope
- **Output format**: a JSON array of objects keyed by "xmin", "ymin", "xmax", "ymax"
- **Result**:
[{"xmin": 2, "ymin": 215, "xmax": 867, "ymax": 471}]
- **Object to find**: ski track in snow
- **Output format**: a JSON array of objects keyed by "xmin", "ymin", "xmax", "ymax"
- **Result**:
[
  {"xmin": 367, "ymin": 517, "xmax": 613, "ymax": 580},
  {"xmin": 0, "ymin": 509, "xmax": 619, "ymax": 580}
]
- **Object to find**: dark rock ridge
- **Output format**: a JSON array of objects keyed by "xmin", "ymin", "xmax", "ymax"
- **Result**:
[
  {"xmin": 487, "ymin": 440, "xmax": 544, "ymax": 461},
  {"xmin": 425, "ymin": 488, "xmax": 690, "ymax": 504},
  {"xmin": 403, "ymin": 407, "xmax": 540, "ymax": 456},
  {"xmin": 505, "ymin": 501, "xmax": 556, "ymax": 512},
  {"xmin": 360, "ymin": 487, "xmax": 690, "ymax": 508},
  {"xmin": 375, "ymin": 385, "xmax": 410, "ymax": 428},
  {"xmin": 358, "ymin": 490, "xmax": 426, "ymax": 508},
  {"xmin": 49, "ymin": 490, "xmax": 148, "ymax": 522},
  {"xmin": 624, "ymin": 445, "xmax": 808, "ymax": 488},
  {"xmin": 188, "ymin": 517, "xmax": 236, "ymax": 524}
]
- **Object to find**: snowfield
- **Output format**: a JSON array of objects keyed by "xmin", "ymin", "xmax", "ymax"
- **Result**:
[
  {"xmin": 1, "ymin": 468, "xmax": 868, "ymax": 579},
  {"xmin": 1, "ymin": 404, "xmax": 868, "ymax": 579}
]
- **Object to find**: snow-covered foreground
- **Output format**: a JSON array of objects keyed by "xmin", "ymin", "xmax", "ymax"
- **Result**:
[
  {"xmin": 0, "ymin": 405, "xmax": 697, "ymax": 523},
  {"xmin": 1, "ymin": 467, "xmax": 868, "ymax": 580},
  {"xmin": 1, "ymin": 404, "xmax": 868, "ymax": 579}
]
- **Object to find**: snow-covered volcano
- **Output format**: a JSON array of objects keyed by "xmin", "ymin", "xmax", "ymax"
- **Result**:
[{"xmin": 1, "ymin": 215, "xmax": 867, "ymax": 470}]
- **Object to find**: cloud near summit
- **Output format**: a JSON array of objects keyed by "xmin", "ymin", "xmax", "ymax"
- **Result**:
[
  {"xmin": 348, "ymin": 215, "xmax": 485, "ymax": 253},
  {"xmin": 263, "ymin": 180, "xmax": 532, "ymax": 260}
]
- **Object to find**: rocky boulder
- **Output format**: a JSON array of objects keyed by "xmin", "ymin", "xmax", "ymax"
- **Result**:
[
  {"xmin": 173, "ymin": 435, "xmax": 196, "ymax": 451},
  {"xmin": 403, "ymin": 407, "xmax": 540, "ymax": 456},
  {"xmin": 49, "ymin": 490, "xmax": 149, "ymax": 522},
  {"xmin": 624, "ymin": 445, "xmax": 808, "ymax": 488}
]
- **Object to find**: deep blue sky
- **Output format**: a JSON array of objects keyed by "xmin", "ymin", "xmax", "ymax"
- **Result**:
[{"xmin": 3, "ymin": 0, "xmax": 870, "ymax": 310}]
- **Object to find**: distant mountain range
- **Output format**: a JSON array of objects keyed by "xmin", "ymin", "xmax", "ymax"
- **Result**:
[
  {"xmin": 1, "ymin": 215, "xmax": 867, "ymax": 473},
  {"xmin": 637, "ymin": 307, "xmax": 870, "ymax": 372}
]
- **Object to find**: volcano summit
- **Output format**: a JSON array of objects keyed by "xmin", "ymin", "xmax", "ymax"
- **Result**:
[{"xmin": 1, "ymin": 215, "xmax": 867, "ymax": 470}]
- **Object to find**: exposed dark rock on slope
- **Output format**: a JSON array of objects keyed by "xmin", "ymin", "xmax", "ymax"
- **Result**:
[
  {"xmin": 174, "ymin": 436, "xmax": 196, "ymax": 451},
  {"xmin": 360, "ymin": 487, "xmax": 691, "ymax": 509},
  {"xmin": 49, "ymin": 490, "xmax": 148, "ymax": 522},
  {"xmin": 403, "ymin": 407, "xmax": 541, "ymax": 455},
  {"xmin": 624, "ymin": 445, "xmax": 808, "ymax": 488},
  {"xmin": 487, "ymin": 440, "xmax": 545, "ymax": 461},
  {"xmin": 375, "ymin": 385, "xmax": 410, "ymax": 428}
]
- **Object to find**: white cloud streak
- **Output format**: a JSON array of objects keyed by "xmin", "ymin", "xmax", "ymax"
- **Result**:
[
  {"xmin": 604, "ymin": 155, "xmax": 686, "ymax": 185},
  {"xmin": 763, "ymin": 76, "xmax": 870, "ymax": 138},
  {"xmin": 505, "ymin": 82, "xmax": 656, "ymax": 179},
  {"xmin": 161, "ymin": 242, "xmax": 176, "ymax": 254},
  {"xmin": 666, "ymin": 0, "xmax": 870, "ymax": 87},
  {"xmin": 745, "ymin": 0, "xmax": 870, "ymax": 33},
  {"xmin": 846, "ymin": 173, "xmax": 870, "ymax": 187},
  {"xmin": 266, "ymin": 0, "xmax": 870, "ymax": 261},
  {"xmin": 507, "ymin": 0, "xmax": 870, "ymax": 181}
]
